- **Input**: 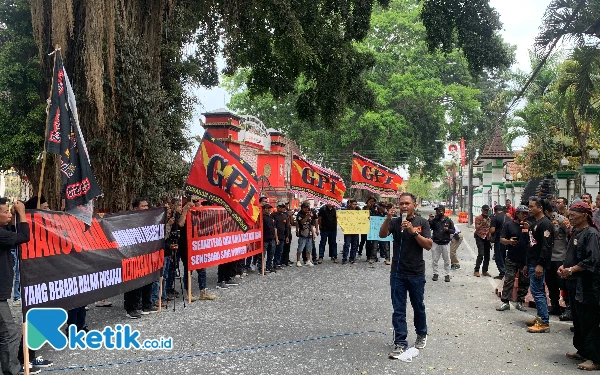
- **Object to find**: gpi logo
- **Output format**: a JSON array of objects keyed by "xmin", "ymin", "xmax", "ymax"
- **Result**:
[{"xmin": 26, "ymin": 308, "xmax": 173, "ymax": 350}]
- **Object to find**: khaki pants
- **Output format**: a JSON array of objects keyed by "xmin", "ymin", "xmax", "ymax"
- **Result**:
[{"xmin": 450, "ymin": 234, "xmax": 463, "ymax": 266}]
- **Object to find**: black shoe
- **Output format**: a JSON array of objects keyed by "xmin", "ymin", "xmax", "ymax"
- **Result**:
[
  {"xmin": 267, "ymin": 268, "xmax": 276, "ymax": 273},
  {"xmin": 570, "ymin": 326, "xmax": 575, "ymax": 332},
  {"xmin": 560, "ymin": 310, "xmax": 573, "ymax": 321},
  {"xmin": 493, "ymin": 275, "xmax": 504, "ymax": 280},
  {"xmin": 126, "ymin": 310, "xmax": 142, "ymax": 319},
  {"xmin": 225, "ymin": 279, "xmax": 240, "ymax": 286},
  {"xmin": 444, "ymin": 275, "xmax": 450, "ymax": 282},
  {"xmin": 549, "ymin": 306, "xmax": 562, "ymax": 316},
  {"xmin": 432, "ymin": 274, "xmax": 439, "ymax": 281},
  {"xmin": 141, "ymin": 306, "xmax": 159, "ymax": 315},
  {"xmin": 342, "ymin": 259, "xmax": 347, "ymax": 264}
]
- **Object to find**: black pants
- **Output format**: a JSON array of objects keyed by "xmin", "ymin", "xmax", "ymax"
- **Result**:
[
  {"xmin": 218, "ymin": 262, "xmax": 235, "ymax": 283},
  {"xmin": 124, "ymin": 283, "xmax": 153, "ymax": 312},
  {"xmin": 474, "ymin": 236, "xmax": 490, "ymax": 273},
  {"xmin": 0, "ymin": 301, "xmax": 21, "ymax": 374},
  {"xmin": 570, "ymin": 289, "xmax": 600, "ymax": 363},
  {"xmin": 545, "ymin": 260, "xmax": 564, "ymax": 311},
  {"xmin": 359, "ymin": 234, "xmax": 368, "ymax": 254},
  {"xmin": 493, "ymin": 241, "xmax": 506, "ymax": 276},
  {"xmin": 366, "ymin": 240, "xmax": 377, "ymax": 260},
  {"xmin": 500, "ymin": 258, "xmax": 529, "ymax": 303}
]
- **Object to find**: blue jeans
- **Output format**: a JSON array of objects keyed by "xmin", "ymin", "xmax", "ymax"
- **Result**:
[
  {"xmin": 494, "ymin": 242, "xmax": 506, "ymax": 276},
  {"xmin": 342, "ymin": 235, "xmax": 359, "ymax": 261},
  {"xmin": 260, "ymin": 240, "xmax": 276, "ymax": 270},
  {"xmin": 528, "ymin": 266, "xmax": 549, "ymax": 324},
  {"xmin": 183, "ymin": 266, "xmax": 207, "ymax": 291},
  {"xmin": 319, "ymin": 230, "xmax": 337, "ymax": 259},
  {"xmin": 11, "ymin": 249, "xmax": 20, "ymax": 301},
  {"xmin": 390, "ymin": 273, "xmax": 427, "ymax": 347},
  {"xmin": 152, "ymin": 256, "xmax": 172, "ymax": 303},
  {"xmin": 298, "ymin": 237, "xmax": 311, "ymax": 254},
  {"xmin": 274, "ymin": 241, "xmax": 284, "ymax": 267}
]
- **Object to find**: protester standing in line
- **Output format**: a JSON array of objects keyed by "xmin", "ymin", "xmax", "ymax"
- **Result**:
[
  {"xmin": 272, "ymin": 201, "xmax": 291, "ymax": 269},
  {"xmin": 524, "ymin": 197, "xmax": 553, "ymax": 333},
  {"xmin": 473, "ymin": 205, "xmax": 492, "ymax": 277},
  {"xmin": 380, "ymin": 193, "xmax": 432, "ymax": 359},
  {"xmin": 428, "ymin": 205, "xmax": 455, "ymax": 282},
  {"xmin": 496, "ymin": 205, "xmax": 530, "ymax": 312},
  {"xmin": 558, "ymin": 201, "xmax": 600, "ymax": 370},
  {"xmin": 374, "ymin": 202, "xmax": 391, "ymax": 265},
  {"xmin": 296, "ymin": 202, "xmax": 317, "ymax": 267},
  {"xmin": 358, "ymin": 196, "xmax": 376, "ymax": 259},
  {"xmin": 281, "ymin": 209, "xmax": 294, "ymax": 266},
  {"xmin": 259, "ymin": 204, "xmax": 278, "ymax": 273},
  {"xmin": 318, "ymin": 203, "xmax": 338, "ymax": 263},
  {"xmin": 341, "ymin": 199, "xmax": 360, "ymax": 264},
  {"xmin": 489, "ymin": 205, "xmax": 507, "ymax": 279}
]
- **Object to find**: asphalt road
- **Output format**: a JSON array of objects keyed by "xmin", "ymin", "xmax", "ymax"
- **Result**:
[{"xmin": 18, "ymin": 213, "xmax": 584, "ymax": 375}]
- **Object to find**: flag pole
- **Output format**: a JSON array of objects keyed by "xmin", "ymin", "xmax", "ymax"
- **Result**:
[{"xmin": 37, "ymin": 45, "xmax": 60, "ymax": 210}]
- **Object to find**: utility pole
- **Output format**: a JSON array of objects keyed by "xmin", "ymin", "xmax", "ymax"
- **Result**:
[{"xmin": 468, "ymin": 159, "xmax": 474, "ymax": 225}]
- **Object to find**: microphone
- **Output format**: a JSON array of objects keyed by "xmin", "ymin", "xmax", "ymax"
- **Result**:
[{"xmin": 401, "ymin": 212, "xmax": 407, "ymax": 232}]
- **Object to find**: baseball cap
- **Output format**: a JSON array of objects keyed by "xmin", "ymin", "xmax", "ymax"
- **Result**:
[
  {"xmin": 435, "ymin": 204, "xmax": 445, "ymax": 211},
  {"xmin": 481, "ymin": 205, "xmax": 490, "ymax": 210},
  {"xmin": 263, "ymin": 204, "xmax": 273, "ymax": 209},
  {"xmin": 277, "ymin": 201, "xmax": 287, "ymax": 207}
]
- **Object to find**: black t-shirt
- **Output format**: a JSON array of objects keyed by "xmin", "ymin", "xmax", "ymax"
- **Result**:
[
  {"xmin": 272, "ymin": 212, "xmax": 290, "ymax": 240},
  {"xmin": 389, "ymin": 215, "xmax": 431, "ymax": 276},
  {"xmin": 490, "ymin": 213, "xmax": 507, "ymax": 243},
  {"xmin": 501, "ymin": 219, "xmax": 528, "ymax": 265},
  {"xmin": 263, "ymin": 213, "xmax": 276, "ymax": 241},
  {"xmin": 318, "ymin": 206, "xmax": 337, "ymax": 231},
  {"xmin": 526, "ymin": 216, "xmax": 553, "ymax": 268}
]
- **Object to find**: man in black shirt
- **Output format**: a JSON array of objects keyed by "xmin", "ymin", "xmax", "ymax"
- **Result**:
[
  {"xmin": 0, "ymin": 199, "xmax": 29, "ymax": 375},
  {"xmin": 428, "ymin": 205, "xmax": 455, "ymax": 282},
  {"xmin": 272, "ymin": 202, "xmax": 291, "ymax": 269},
  {"xmin": 379, "ymin": 193, "xmax": 432, "ymax": 359},
  {"xmin": 358, "ymin": 197, "xmax": 376, "ymax": 258},
  {"xmin": 489, "ymin": 205, "xmax": 507, "ymax": 279},
  {"xmin": 525, "ymin": 197, "xmax": 553, "ymax": 333},
  {"xmin": 558, "ymin": 201, "xmax": 600, "ymax": 370},
  {"xmin": 261, "ymin": 204, "xmax": 278, "ymax": 273},
  {"xmin": 496, "ymin": 205, "xmax": 530, "ymax": 312},
  {"xmin": 318, "ymin": 203, "xmax": 338, "ymax": 263},
  {"xmin": 342, "ymin": 200, "xmax": 360, "ymax": 264},
  {"xmin": 374, "ymin": 202, "xmax": 391, "ymax": 265}
]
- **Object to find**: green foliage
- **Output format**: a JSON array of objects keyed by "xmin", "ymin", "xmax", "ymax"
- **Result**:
[
  {"xmin": 420, "ymin": 0, "xmax": 513, "ymax": 75},
  {"xmin": 406, "ymin": 175, "xmax": 432, "ymax": 200},
  {"xmin": 0, "ymin": 0, "xmax": 46, "ymax": 175}
]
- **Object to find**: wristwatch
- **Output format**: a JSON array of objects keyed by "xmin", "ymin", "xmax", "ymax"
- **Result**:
[
  {"xmin": 413, "ymin": 231, "xmax": 419, "ymax": 237},
  {"xmin": 568, "ymin": 267, "xmax": 573, "ymax": 276}
]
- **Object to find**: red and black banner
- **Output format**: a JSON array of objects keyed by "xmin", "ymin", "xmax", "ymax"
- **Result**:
[
  {"xmin": 290, "ymin": 154, "xmax": 346, "ymax": 207},
  {"xmin": 184, "ymin": 132, "xmax": 260, "ymax": 232},
  {"xmin": 46, "ymin": 51, "xmax": 102, "ymax": 225},
  {"xmin": 19, "ymin": 208, "xmax": 166, "ymax": 314},
  {"xmin": 351, "ymin": 152, "xmax": 403, "ymax": 196},
  {"xmin": 187, "ymin": 207, "xmax": 263, "ymax": 270}
]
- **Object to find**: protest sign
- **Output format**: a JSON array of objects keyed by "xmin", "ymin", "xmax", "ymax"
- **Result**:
[
  {"xmin": 337, "ymin": 210, "xmax": 370, "ymax": 234},
  {"xmin": 367, "ymin": 216, "xmax": 393, "ymax": 241},
  {"xmin": 20, "ymin": 208, "xmax": 166, "ymax": 314},
  {"xmin": 186, "ymin": 207, "xmax": 263, "ymax": 270}
]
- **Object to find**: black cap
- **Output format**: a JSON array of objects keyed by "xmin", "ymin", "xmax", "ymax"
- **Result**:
[
  {"xmin": 494, "ymin": 205, "xmax": 503, "ymax": 212},
  {"xmin": 435, "ymin": 205, "xmax": 445, "ymax": 211},
  {"xmin": 263, "ymin": 204, "xmax": 273, "ymax": 209},
  {"xmin": 481, "ymin": 204, "xmax": 490, "ymax": 210}
]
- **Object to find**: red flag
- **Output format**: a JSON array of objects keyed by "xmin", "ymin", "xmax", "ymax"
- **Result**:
[
  {"xmin": 184, "ymin": 132, "xmax": 260, "ymax": 232},
  {"xmin": 290, "ymin": 154, "xmax": 346, "ymax": 207},
  {"xmin": 351, "ymin": 152, "xmax": 403, "ymax": 196}
]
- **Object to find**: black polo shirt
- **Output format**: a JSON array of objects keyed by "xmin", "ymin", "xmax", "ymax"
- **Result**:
[
  {"xmin": 389, "ymin": 215, "xmax": 431, "ymax": 276},
  {"xmin": 500, "ymin": 219, "xmax": 528, "ymax": 265}
]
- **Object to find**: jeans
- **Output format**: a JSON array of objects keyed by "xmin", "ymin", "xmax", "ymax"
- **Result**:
[
  {"xmin": 152, "ymin": 256, "xmax": 172, "ymax": 303},
  {"xmin": 260, "ymin": 240, "xmax": 276, "ymax": 270},
  {"xmin": 474, "ymin": 236, "xmax": 490, "ymax": 272},
  {"xmin": 378, "ymin": 241, "xmax": 390, "ymax": 260},
  {"xmin": 298, "ymin": 237, "xmax": 311, "ymax": 254},
  {"xmin": 318, "ymin": 230, "xmax": 337, "ymax": 259},
  {"xmin": 67, "ymin": 307, "xmax": 87, "ymax": 330},
  {"xmin": 11, "ymin": 249, "xmax": 19, "ymax": 301},
  {"xmin": 431, "ymin": 243, "xmax": 450, "ymax": 276},
  {"xmin": 182, "ymin": 265, "xmax": 207, "ymax": 291},
  {"xmin": 0, "ymin": 301, "xmax": 20, "ymax": 375},
  {"xmin": 282, "ymin": 237, "xmax": 291, "ymax": 265},
  {"xmin": 390, "ymin": 273, "xmax": 427, "ymax": 347},
  {"xmin": 342, "ymin": 234, "xmax": 359, "ymax": 261},
  {"xmin": 365, "ymin": 240, "xmax": 377, "ymax": 260},
  {"xmin": 528, "ymin": 266, "xmax": 549, "ymax": 324},
  {"xmin": 494, "ymin": 241, "xmax": 506, "ymax": 276},
  {"xmin": 500, "ymin": 258, "xmax": 529, "ymax": 303},
  {"xmin": 274, "ymin": 241, "xmax": 284, "ymax": 266}
]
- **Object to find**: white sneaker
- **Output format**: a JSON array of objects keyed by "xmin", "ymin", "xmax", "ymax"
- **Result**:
[
  {"xmin": 296, "ymin": 261, "xmax": 303, "ymax": 267},
  {"xmin": 306, "ymin": 260, "xmax": 314, "ymax": 267}
]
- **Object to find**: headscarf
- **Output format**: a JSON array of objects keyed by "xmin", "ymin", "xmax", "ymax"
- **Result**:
[{"xmin": 569, "ymin": 201, "xmax": 598, "ymax": 231}]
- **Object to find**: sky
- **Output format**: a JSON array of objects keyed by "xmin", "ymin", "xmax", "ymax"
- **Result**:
[{"xmin": 188, "ymin": 1, "xmax": 553, "ymax": 160}]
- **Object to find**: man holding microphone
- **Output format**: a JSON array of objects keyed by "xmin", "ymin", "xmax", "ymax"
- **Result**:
[{"xmin": 380, "ymin": 193, "xmax": 432, "ymax": 359}]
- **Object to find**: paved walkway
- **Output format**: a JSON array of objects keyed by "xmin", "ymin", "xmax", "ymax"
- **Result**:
[{"xmin": 18, "ymin": 220, "xmax": 583, "ymax": 374}]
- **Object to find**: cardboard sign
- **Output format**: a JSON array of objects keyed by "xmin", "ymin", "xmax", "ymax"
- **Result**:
[
  {"xmin": 337, "ymin": 210, "xmax": 370, "ymax": 234},
  {"xmin": 367, "ymin": 216, "xmax": 393, "ymax": 241}
]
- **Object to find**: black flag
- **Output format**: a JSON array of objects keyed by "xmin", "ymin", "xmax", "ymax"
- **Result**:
[{"xmin": 46, "ymin": 51, "xmax": 102, "ymax": 225}]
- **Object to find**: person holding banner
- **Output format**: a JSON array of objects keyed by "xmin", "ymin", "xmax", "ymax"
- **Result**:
[
  {"xmin": 0, "ymin": 199, "xmax": 30, "ymax": 375},
  {"xmin": 379, "ymin": 193, "xmax": 432, "ymax": 359},
  {"xmin": 296, "ymin": 202, "xmax": 317, "ymax": 267},
  {"xmin": 342, "ymin": 200, "xmax": 360, "ymax": 264}
]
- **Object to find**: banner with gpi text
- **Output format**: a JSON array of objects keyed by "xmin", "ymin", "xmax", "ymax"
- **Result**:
[
  {"xmin": 187, "ymin": 207, "xmax": 263, "ymax": 270},
  {"xmin": 20, "ymin": 208, "xmax": 166, "ymax": 315}
]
